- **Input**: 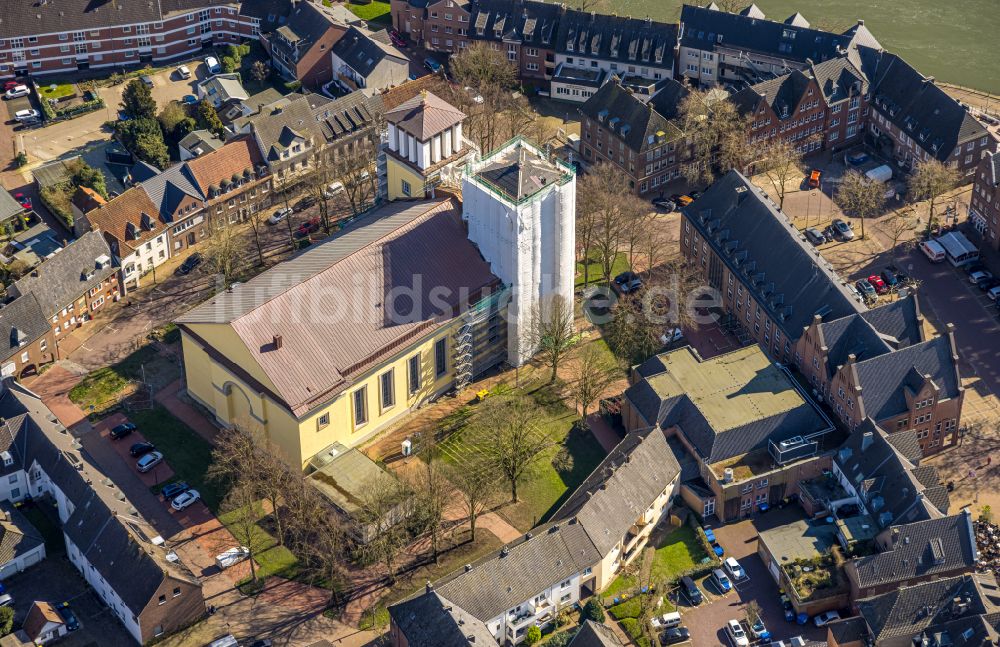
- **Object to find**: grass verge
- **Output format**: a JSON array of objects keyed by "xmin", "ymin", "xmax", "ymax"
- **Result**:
[
  {"xmin": 347, "ymin": 1, "xmax": 392, "ymax": 25},
  {"xmin": 575, "ymin": 252, "xmax": 629, "ymax": 289}
]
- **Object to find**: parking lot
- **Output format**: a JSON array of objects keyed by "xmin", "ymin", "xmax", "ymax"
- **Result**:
[{"xmin": 675, "ymin": 509, "xmax": 830, "ymax": 647}]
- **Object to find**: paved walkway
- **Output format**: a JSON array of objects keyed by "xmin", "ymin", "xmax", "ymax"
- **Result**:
[
  {"xmin": 155, "ymin": 378, "xmax": 220, "ymax": 444},
  {"xmin": 23, "ymin": 364, "xmax": 89, "ymax": 429}
]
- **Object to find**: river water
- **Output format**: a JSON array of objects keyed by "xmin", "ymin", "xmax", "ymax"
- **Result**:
[{"xmin": 587, "ymin": 0, "xmax": 1000, "ymax": 95}]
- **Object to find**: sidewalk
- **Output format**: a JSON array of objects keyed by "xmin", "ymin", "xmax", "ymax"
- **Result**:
[
  {"xmin": 155, "ymin": 378, "xmax": 220, "ymax": 444},
  {"xmin": 23, "ymin": 364, "xmax": 89, "ymax": 430}
]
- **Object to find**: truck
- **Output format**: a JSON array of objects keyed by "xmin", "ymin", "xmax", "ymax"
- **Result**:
[{"xmin": 865, "ymin": 164, "xmax": 893, "ymax": 184}]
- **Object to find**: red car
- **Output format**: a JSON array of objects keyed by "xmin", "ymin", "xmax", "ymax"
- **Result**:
[
  {"xmin": 2, "ymin": 81, "xmax": 20, "ymax": 92},
  {"xmin": 294, "ymin": 217, "xmax": 321, "ymax": 238},
  {"xmin": 867, "ymin": 274, "xmax": 887, "ymax": 294},
  {"xmin": 13, "ymin": 193, "xmax": 31, "ymax": 210},
  {"xmin": 389, "ymin": 29, "xmax": 406, "ymax": 47}
]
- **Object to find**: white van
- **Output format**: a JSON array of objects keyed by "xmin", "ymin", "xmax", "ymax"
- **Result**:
[
  {"xmin": 207, "ymin": 635, "xmax": 239, "ymax": 647},
  {"xmin": 651, "ymin": 611, "xmax": 683, "ymax": 629},
  {"xmin": 919, "ymin": 239, "xmax": 946, "ymax": 263}
]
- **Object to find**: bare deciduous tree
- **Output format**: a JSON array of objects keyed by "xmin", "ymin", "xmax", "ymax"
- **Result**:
[
  {"xmin": 877, "ymin": 208, "xmax": 920, "ymax": 264},
  {"xmin": 908, "ymin": 159, "xmax": 961, "ymax": 236},
  {"xmin": 679, "ymin": 92, "xmax": 753, "ymax": 185},
  {"xmin": 605, "ymin": 293, "xmax": 664, "ymax": 365},
  {"xmin": 837, "ymin": 169, "xmax": 887, "ymax": 239},
  {"xmin": 219, "ymin": 480, "xmax": 269, "ymax": 585},
  {"xmin": 474, "ymin": 394, "xmax": 555, "ymax": 503},
  {"xmin": 408, "ymin": 443, "xmax": 450, "ymax": 564},
  {"xmin": 445, "ymin": 456, "xmax": 498, "ymax": 543},
  {"xmin": 572, "ymin": 343, "xmax": 620, "ymax": 420},
  {"xmin": 352, "ymin": 475, "xmax": 409, "ymax": 584},
  {"xmin": 204, "ymin": 223, "xmax": 243, "ymax": 287},
  {"xmin": 528, "ymin": 294, "xmax": 576, "ymax": 382},
  {"xmin": 759, "ymin": 138, "xmax": 805, "ymax": 210}
]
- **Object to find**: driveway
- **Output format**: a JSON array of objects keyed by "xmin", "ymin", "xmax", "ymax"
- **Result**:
[
  {"xmin": 678, "ymin": 514, "xmax": 829, "ymax": 647},
  {"xmin": 4, "ymin": 557, "xmax": 136, "ymax": 647}
]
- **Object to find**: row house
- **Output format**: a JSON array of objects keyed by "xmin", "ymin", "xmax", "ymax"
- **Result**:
[
  {"xmin": 8, "ymin": 231, "xmax": 118, "ymax": 353},
  {"xmin": 551, "ymin": 10, "xmax": 677, "ymax": 102},
  {"xmin": 968, "ymin": 152, "xmax": 1000, "ymax": 248},
  {"xmin": 0, "ymin": 380, "xmax": 206, "ymax": 644},
  {"xmin": 795, "ymin": 298, "xmax": 964, "ymax": 455},
  {"xmin": 389, "ymin": 428, "xmax": 680, "ymax": 646},
  {"xmin": 78, "ymin": 138, "xmax": 270, "ymax": 292},
  {"xmin": 0, "ymin": 0, "xmax": 258, "ymax": 79},
  {"xmin": 860, "ymin": 49, "xmax": 995, "ymax": 176},
  {"xmin": 0, "ymin": 294, "xmax": 54, "ymax": 380},
  {"xmin": 677, "ymin": 3, "xmax": 881, "ymax": 89},
  {"xmin": 732, "ymin": 56, "xmax": 869, "ymax": 157},
  {"xmin": 624, "ymin": 344, "xmax": 835, "ymax": 522},
  {"xmin": 680, "ymin": 170, "xmax": 864, "ymax": 364},
  {"xmin": 260, "ymin": 0, "xmax": 353, "ymax": 89},
  {"xmin": 578, "ymin": 77, "xmax": 691, "ymax": 195}
]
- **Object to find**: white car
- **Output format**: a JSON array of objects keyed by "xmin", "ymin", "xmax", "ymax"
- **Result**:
[
  {"xmin": 267, "ymin": 206, "xmax": 293, "ymax": 225},
  {"xmin": 177, "ymin": 65, "xmax": 192, "ymax": 79},
  {"xmin": 204, "ymin": 56, "xmax": 221, "ymax": 74},
  {"xmin": 4, "ymin": 84, "xmax": 29, "ymax": 99},
  {"xmin": 14, "ymin": 108, "xmax": 40, "ymax": 122},
  {"xmin": 726, "ymin": 619, "xmax": 749, "ymax": 647},
  {"xmin": 988, "ymin": 285, "xmax": 1000, "ymax": 301},
  {"xmin": 136, "ymin": 451, "xmax": 164, "ymax": 473},
  {"xmin": 813, "ymin": 610, "xmax": 841, "ymax": 627},
  {"xmin": 171, "ymin": 489, "xmax": 201, "ymax": 511},
  {"xmin": 323, "ymin": 181, "xmax": 345, "ymax": 198},
  {"xmin": 215, "ymin": 546, "xmax": 250, "ymax": 569},
  {"xmin": 724, "ymin": 556, "xmax": 746, "ymax": 581},
  {"xmin": 969, "ymin": 270, "xmax": 993, "ymax": 285}
]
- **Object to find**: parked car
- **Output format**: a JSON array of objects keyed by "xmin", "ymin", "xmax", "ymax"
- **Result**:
[
  {"xmin": 661, "ymin": 627, "xmax": 690, "ymax": 644},
  {"xmin": 424, "ymin": 57, "xmax": 442, "ymax": 73},
  {"xmin": 713, "ymin": 568, "xmax": 732, "ymax": 593},
  {"xmin": 726, "ymin": 619, "xmax": 749, "ymax": 647},
  {"xmin": 110, "ymin": 422, "xmax": 137, "ymax": 440},
  {"xmin": 161, "ymin": 481, "xmax": 191, "ymax": 500},
  {"xmin": 614, "ymin": 270, "xmax": 642, "ymax": 294},
  {"xmin": 13, "ymin": 193, "xmax": 31, "ymax": 210},
  {"xmin": 268, "ymin": 206, "xmax": 293, "ymax": 225},
  {"xmin": 140, "ymin": 75, "xmax": 154, "ymax": 88},
  {"xmin": 129, "ymin": 441, "xmax": 156, "ymax": 457},
  {"xmin": 177, "ymin": 65, "xmax": 192, "ymax": 79},
  {"xmin": 844, "ymin": 152, "xmax": 869, "ymax": 166},
  {"xmin": 2, "ymin": 81, "xmax": 20, "ymax": 92},
  {"xmin": 868, "ymin": 274, "xmax": 888, "ymax": 294},
  {"xmin": 969, "ymin": 269, "xmax": 993, "ymax": 285},
  {"xmin": 880, "ymin": 268, "xmax": 899, "ymax": 288},
  {"xmin": 388, "ymin": 29, "xmax": 406, "ymax": 47},
  {"xmin": 56, "ymin": 605, "xmax": 81, "ymax": 631},
  {"xmin": 0, "ymin": 594, "xmax": 13, "ymax": 607},
  {"xmin": 919, "ymin": 239, "xmax": 946, "ymax": 262},
  {"xmin": 293, "ymin": 196, "xmax": 316, "ymax": 212},
  {"xmin": 14, "ymin": 108, "xmax": 40, "ymax": 123},
  {"xmin": 977, "ymin": 277, "xmax": 1000, "ymax": 291},
  {"xmin": 988, "ymin": 285, "xmax": 1000, "ymax": 301},
  {"xmin": 650, "ymin": 612, "xmax": 682, "ymax": 630},
  {"xmin": 4, "ymin": 85, "xmax": 29, "ymax": 99},
  {"xmin": 813, "ymin": 610, "xmax": 842, "ymax": 627},
  {"xmin": 178, "ymin": 252, "xmax": 203, "ymax": 275},
  {"xmin": 680, "ymin": 575, "xmax": 703, "ymax": 605},
  {"xmin": 855, "ymin": 279, "xmax": 877, "ymax": 300},
  {"xmin": 171, "ymin": 489, "xmax": 201, "ymax": 511},
  {"xmin": 832, "ymin": 218, "xmax": 855, "ymax": 240},
  {"xmin": 661, "ymin": 327, "xmax": 684, "ymax": 346},
  {"xmin": 295, "ymin": 217, "xmax": 321, "ymax": 238},
  {"xmin": 323, "ymin": 181, "xmax": 345, "ymax": 198},
  {"xmin": 215, "ymin": 546, "xmax": 250, "ymax": 569},
  {"xmin": 205, "ymin": 56, "xmax": 221, "ymax": 74},
  {"xmin": 750, "ymin": 618, "xmax": 770, "ymax": 640},
  {"xmin": 652, "ymin": 197, "xmax": 676, "ymax": 212},
  {"xmin": 181, "ymin": 94, "xmax": 199, "ymax": 106},
  {"xmin": 136, "ymin": 451, "xmax": 163, "ymax": 473},
  {"xmin": 677, "ymin": 194, "xmax": 694, "ymax": 206},
  {"xmin": 249, "ymin": 641, "xmax": 274, "ymax": 647},
  {"xmin": 808, "ymin": 169, "xmax": 822, "ymax": 188},
  {"xmin": 804, "ymin": 227, "xmax": 826, "ymax": 246},
  {"xmin": 724, "ymin": 556, "xmax": 746, "ymax": 581}
]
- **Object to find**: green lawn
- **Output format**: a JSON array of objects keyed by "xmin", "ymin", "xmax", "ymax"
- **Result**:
[
  {"xmin": 37, "ymin": 82, "xmax": 76, "ymax": 101},
  {"xmin": 576, "ymin": 252, "xmax": 629, "ymax": 288},
  {"xmin": 133, "ymin": 405, "xmax": 226, "ymax": 510},
  {"xmin": 605, "ymin": 526, "xmax": 708, "ymax": 597},
  {"xmin": 69, "ymin": 346, "xmax": 181, "ymax": 414},
  {"xmin": 217, "ymin": 503, "xmax": 300, "ymax": 587},
  {"xmin": 438, "ymin": 382, "xmax": 607, "ymax": 532},
  {"xmin": 347, "ymin": 1, "xmax": 392, "ymax": 26}
]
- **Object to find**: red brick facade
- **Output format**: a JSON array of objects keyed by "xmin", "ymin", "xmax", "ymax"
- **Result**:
[{"xmin": 970, "ymin": 152, "xmax": 1000, "ymax": 250}]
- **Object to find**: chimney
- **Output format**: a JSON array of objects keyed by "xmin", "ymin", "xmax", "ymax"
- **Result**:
[
  {"xmin": 857, "ymin": 19, "xmax": 864, "ymax": 26},
  {"xmin": 425, "ymin": 580, "xmax": 433, "ymax": 594},
  {"xmin": 861, "ymin": 431, "xmax": 874, "ymax": 452},
  {"xmin": 273, "ymin": 334, "xmax": 283, "ymax": 349}
]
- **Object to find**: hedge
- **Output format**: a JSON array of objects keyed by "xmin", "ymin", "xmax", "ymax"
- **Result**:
[
  {"xmin": 608, "ymin": 596, "xmax": 642, "ymax": 620},
  {"xmin": 619, "ymin": 618, "xmax": 650, "ymax": 647},
  {"xmin": 54, "ymin": 98, "xmax": 104, "ymax": 119}
]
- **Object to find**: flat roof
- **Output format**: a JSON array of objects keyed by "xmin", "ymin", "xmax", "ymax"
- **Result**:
[
  {"xmin": 759, "ymin": 518, "xmax": 840, "ymax": 563},
  {"xmin": 648, "ymin": 345, "xmax": 810, "ymax": 433},
  {"xmin": 307, "ymin": 447, "xmax": 396, "ymax": 516},
  {"xmin": 836, "ymin": 515, "xmax": 880, "ymax": 545}
]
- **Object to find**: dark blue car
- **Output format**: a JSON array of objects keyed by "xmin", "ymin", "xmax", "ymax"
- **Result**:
[
  {"xmin": 57, "ymin": 605, "xmax": 80, "ymax": 631},
  {"xmin": 161, "ymin": 481, "xmax": 190, "ymax": 500}
]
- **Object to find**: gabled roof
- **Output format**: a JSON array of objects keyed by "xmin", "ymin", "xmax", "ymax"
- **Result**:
[
  {"xmin": 813, "ymin": 295, "xmax": 923, "ymax": 376},
  {"xmin": 683, "ymin": 170, "xmax": 864, "ymax": 342},
  {"xmin": 11, "ymin": 231, "xmax": 115, "ymax": 317},
  {"xmin": 859, "ymin": 294, "xmax": 923, "ymax": 347},
  {"xmin": 311, "ymin": 91, "xmax": 382, "ymax": 143},
  {"xmin": 853, "ymin": 335, "xmax": 961, "ymax": 421},
  {"xmin": 389, "ymin": 591, "xmax": 499, "ymax": 647},
  {"xmin": 177, "ymin": 198, "xmax": 499, "ymax": 417},
  {"xmin": 732, "ymin": 55, "xmax": 868, "ymax": 118},
  {"xmin": 467, "ymin": 0, "xmax": 562, "ymax": 46},
  {"xmin": 552, "ymin": 427, "xmax": 680, "ymax": 556},
  {"xmin": 332, "ymin": 26, "xmax": 408, "ymax": 78},
  {"xmin": 859, "ymin": 47, "xmax": 990, "ymax": 160},
  {"xmin": 0, "ymin": 191, "xmax": 23, "ymax": 224},
  {"xmin": 272, "ymin": 0, "xmax": 348, "ymax": 60},
  {"xmin": 570, "ymin": 620, "xmax": 626, "ymax": 647},
  {"xmin": 184, "ymin": 137, "xmax": 264, "ymax": 198},
  {"xmin": 0, "ymin": 503, "xmax": 44, "ymax": 566},
  {"xmin": 578, "ymin": 77, "xmax": 688, "ymax": 151},
  {"xmin": 835, "ymin": 420, "xmax": 949, "ymax": 528},
  {"xmin": 84, "ymin": 185, "xmax": 163, "ymax": 254},
  {"xmin": 556, "ymin": 9, "xmax": 678, "ymax": 70},
  {"xmin": 0, "ymin": 294, "xmax": 50, "ymax": 362},
  {"xmin": 22, "ymin": 602, "xmax": 64, "ymax": 642},
  {"xmin": 136, "ymin": 163, "xmax": 203, "ymax": 220},
  {"xmin": 385, "ymin": 91, "xmax": 466, "ymax": 141},
  {"xmin": 380, "ymin": 75, "xmax": 450, "ymax": 111},
  {"xmin": 850, "ymin": 513, "xmax": 978, "ymax": 589},
  {"xmin": 857, "ymin": 574, "xmax": 1000, "ymax": 642},
  {"xmin": 246, "ymin": 95, "xmax": 324, "ymax": 162}
]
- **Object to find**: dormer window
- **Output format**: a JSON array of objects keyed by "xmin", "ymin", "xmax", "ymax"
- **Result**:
[{"xmin": 125, "ymin": 222, "xmax": 138, "ymax": 240}]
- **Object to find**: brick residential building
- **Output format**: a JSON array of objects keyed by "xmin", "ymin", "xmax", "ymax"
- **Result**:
[
  {"xmin": 0, "ymin": 0, "xmax": 258, "ymax": 80},
  {"xmin": 0, "ymin": 294, "xmax": 54, "ymax": 379},
  {"xmin": 577, "ymin": 76, "xmax": 691, "ymax": 195},
  {"xmin": 261, "ymin": 0, "xmax": 353, "ymax": 89},
  {"xmin": 732, "ymin": 56, "xmax": 869, "ymax": 157},
  {"xmin": 970, "ymin": 151, "xmax": 1000, "ymax": 249}
]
